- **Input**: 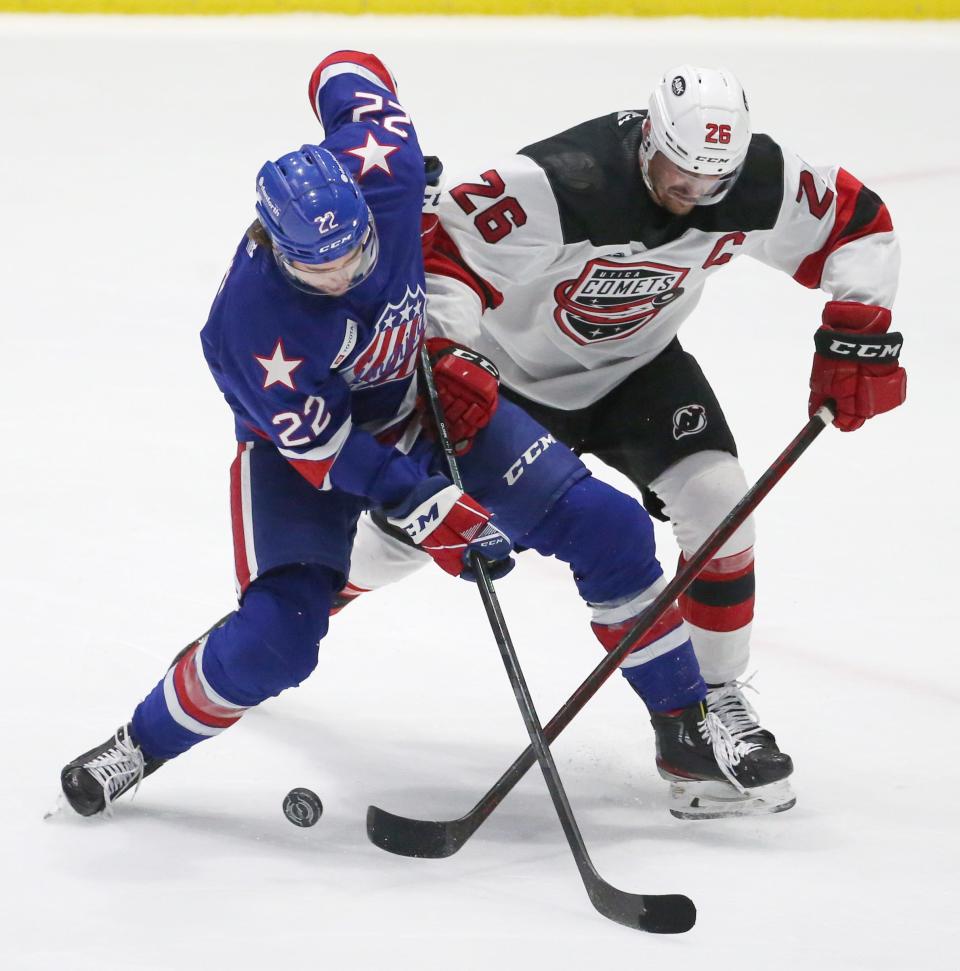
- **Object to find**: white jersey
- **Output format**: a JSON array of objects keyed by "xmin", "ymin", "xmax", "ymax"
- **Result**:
[{"xmin": 424, "ymin": 110, "xmax": 899, "ymax": 409}]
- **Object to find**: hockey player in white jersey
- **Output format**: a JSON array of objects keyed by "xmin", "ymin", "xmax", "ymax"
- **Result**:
[{"xmin": 340, "ymin": 65, "xmax": 907, "ymax": 817}]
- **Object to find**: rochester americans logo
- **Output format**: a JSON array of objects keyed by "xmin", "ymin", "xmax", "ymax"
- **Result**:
[
  {"xmin": 553, "ymin": 259, "xmax": 688, "ymax": 345},
  {"xmin": 344, "ymin": 285, "xmax": 426, "ymax": 387}
]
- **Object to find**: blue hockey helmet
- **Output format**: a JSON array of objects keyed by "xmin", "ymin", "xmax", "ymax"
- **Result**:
[{"xmin": 255, "ymin": 145, "xmax": 378, "ymax": 292}]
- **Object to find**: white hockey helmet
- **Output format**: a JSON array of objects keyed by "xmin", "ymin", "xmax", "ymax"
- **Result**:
[{"xmin": 641, "ymin": 65, "xmax": 751, "ymax": 206}]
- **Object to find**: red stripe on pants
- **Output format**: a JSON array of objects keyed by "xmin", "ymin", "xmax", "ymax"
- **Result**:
[
  {"xmin": 592, "ymin": 603, "xmax": 684, "ymax": 656},
  {"xmin": 172, "ymin": 643, "xmax": 246, "ymax": 730}
]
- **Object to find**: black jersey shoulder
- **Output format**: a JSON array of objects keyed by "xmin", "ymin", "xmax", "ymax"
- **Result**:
[
  {"xmin": 699, "ymin": 134, "xmax": 784, "ymax": 233},
  {"xmin": 518, "ymin": 112, "xmax": 657, "ymax": 246},
  {"xmin": 519, "ymin": 112, "xmax": 785, "ymax": 248}
]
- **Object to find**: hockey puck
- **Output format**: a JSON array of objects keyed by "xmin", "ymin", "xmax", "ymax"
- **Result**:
[{"xmin": 283, "ymin": 787, "xmax": 323, "ymax": 827}]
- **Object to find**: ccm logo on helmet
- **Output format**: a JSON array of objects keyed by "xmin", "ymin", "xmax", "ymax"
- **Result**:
[{"xmin": 316, "ymin": 236, "xmax": 354, "ymax": 256}]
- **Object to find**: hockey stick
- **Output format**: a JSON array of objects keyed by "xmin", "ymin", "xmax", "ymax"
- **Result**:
[
  {"xmin": 407, "ymin": 345, "xmax": 696, "ymax": 934},
  {"xmin": 369, "ymin": 402, "xmax": 835, "ymax": 863}
]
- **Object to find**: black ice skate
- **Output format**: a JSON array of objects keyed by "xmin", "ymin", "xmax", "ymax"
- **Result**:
[
  {"xmin": 651, "ymin": 685, "xmax": 795, "ymax": 820},
  {"xmin": 60, "ymin": 724, "xmax": 165, "ymax": 817}
]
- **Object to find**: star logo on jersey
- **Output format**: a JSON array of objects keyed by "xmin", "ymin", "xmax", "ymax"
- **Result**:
[
  {"xmin": 344, "ymin": 286, "xmax": 425, "ymax": 387},
  {"xmin": 553, "ymin": 258, "xmax": 688, "ymax": 345},
  {"xmin": 346, "ymin": 132, "xmax": 399, "ymax": 180},
  {"xmin": 255, "ymin": 339, "xmax": 304, "ymax": 390}
]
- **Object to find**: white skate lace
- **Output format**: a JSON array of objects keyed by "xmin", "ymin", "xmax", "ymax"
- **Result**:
[
  {"xmin": 83, "ymin": 726, "xmax": 146, "ymax": 815},
  {"xmin": 705, "ymin": 676, "xmax": 764, "ymax": 747},
  {"xmin": 697, "ymin": 693, "xmax": 763, "ymax": 795}
]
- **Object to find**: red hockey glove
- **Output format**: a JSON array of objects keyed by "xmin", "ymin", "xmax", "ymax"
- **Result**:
[
  {"xmin": 420, "ymin": 338, "xmax": 500, "ymax": 455},
  {"xmin": 384, "ymin": 475, "xmax": 514, "ymax": 581},
  {"xmin": 808, "ymin": 301, "xmax": 906, "ymax": 432}
]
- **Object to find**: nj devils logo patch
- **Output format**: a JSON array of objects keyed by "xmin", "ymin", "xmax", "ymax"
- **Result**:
[
  {"xmin": 553, "ymin": 259, "xmax": 688, "ymax": 345},
  {"xmin": 345, "ymin": 285, "xmax": 425, "ymax": 387},
  {"xmin": 673, "ymin": 404, "xmax": 707, "ymax": 440}
]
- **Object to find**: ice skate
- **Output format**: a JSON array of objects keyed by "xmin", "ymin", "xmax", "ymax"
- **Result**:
[
  {"xmin": 60, "ymin": 724, "xmax": 164, "ymax": 817},
  {"xmin": 651, "ymin": 688, "xmax": 795, "ymax": 820}
]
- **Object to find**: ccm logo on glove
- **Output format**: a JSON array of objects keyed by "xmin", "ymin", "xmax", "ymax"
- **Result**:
[
  {"xmin": 385, "ymin": 476, "xmax": 514, "ymax": 580},
  {"xmin": 396, "ymin": 485, "xmax": 460, "ymax": 543},
  {"xmin": 809, "ymin": 301, "xmax": 907, "ymax": 432},
  {"xmin": 814, "ymin": 330, "xmax": 903, "ymax": 361}
]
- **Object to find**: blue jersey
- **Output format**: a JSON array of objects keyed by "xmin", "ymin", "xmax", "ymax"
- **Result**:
[{"xmin": 201, "ymin": 51, "xmax": 427, "ymax": 504}]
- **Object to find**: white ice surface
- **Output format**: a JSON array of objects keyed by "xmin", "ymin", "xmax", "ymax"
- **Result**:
[{"xmin": 1, "ymin": 13, "xmax": 958, "ymax": 969}]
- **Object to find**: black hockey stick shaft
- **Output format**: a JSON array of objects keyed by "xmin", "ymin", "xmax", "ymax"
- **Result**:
[
  {"xmin": 368, "ymin": 402, "xmax": 834, "ymax": 859},
  {"xmin": 416, "ymin": 346, "xmax": 695, "ymax": 933}
]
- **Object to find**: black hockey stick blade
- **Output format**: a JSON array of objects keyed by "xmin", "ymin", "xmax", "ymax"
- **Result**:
[
  {"xmin": 639, "ymin": 893, "xmax": 697, "ymax": 934},
  {"xmin": 598, "ymin": 888, "xmax": 696, "ymax": 934},
  {"xmin": 365, "ymin": 804, "xmax": 469, "ymax": 859}
]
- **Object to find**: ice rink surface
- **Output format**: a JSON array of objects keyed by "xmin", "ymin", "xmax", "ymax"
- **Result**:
[{"xmin": 2, "ymin": 12, "xmax": 958, "ymax": 968}]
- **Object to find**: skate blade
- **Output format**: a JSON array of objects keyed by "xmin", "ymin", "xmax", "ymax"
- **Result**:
[
  {"xmin": 43, "ymin": 791, "xmax": 110, "ymax": 820},
  {"xmin": 666, "ymin": 777, "xmax": 796, "ymax": 820},
  {"xmin": 43, "ymin": 792, "xmax": 69, "ymax": 820}
]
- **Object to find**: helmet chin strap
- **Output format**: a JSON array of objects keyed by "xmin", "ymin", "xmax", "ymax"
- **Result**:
[{"xmin": 638, "ymin": 123, "xmax": 660, "ymax": 202}]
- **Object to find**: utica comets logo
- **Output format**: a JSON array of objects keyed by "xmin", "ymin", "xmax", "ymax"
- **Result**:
[{"xmin": 553, "ymin": 259, "xmax": 688, "ymax": 345}]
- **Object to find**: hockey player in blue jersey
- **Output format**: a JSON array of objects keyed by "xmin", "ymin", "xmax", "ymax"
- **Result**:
[{"xmin": 60, "ymin": 51, "xmax": 791, "ymax": 821}]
